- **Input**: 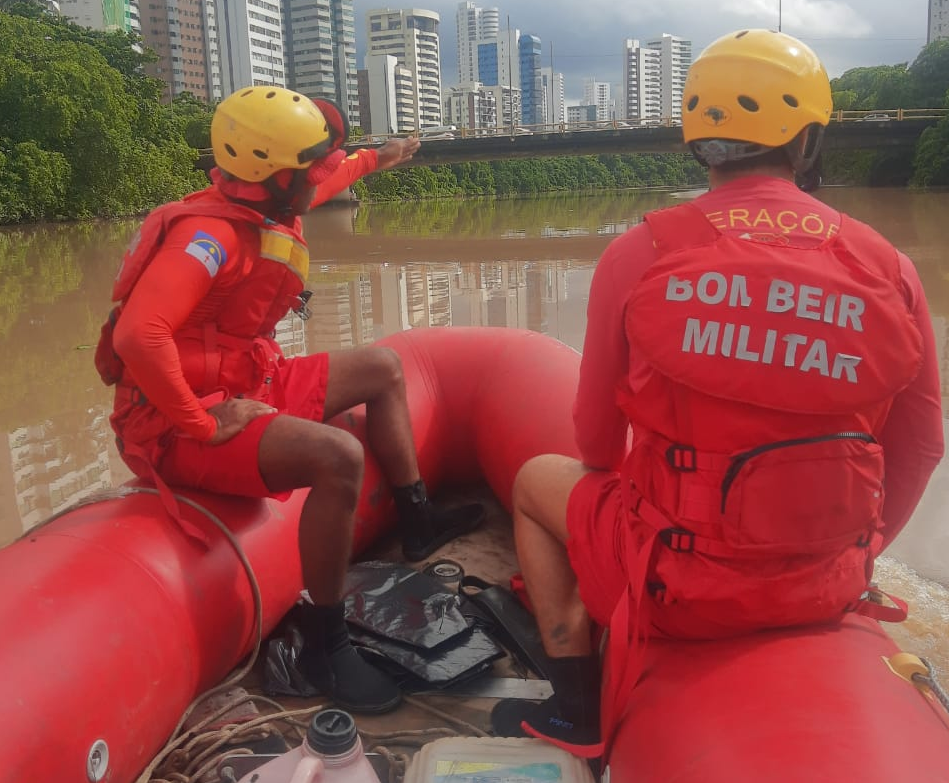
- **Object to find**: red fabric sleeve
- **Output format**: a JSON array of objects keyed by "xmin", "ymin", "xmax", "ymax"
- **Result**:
[
  {"xmin": 308, "ymin": 149, "xmax": 379, "ymax": 209},
  {"xmin": 573, "ymin": 226, "xmax": 656, "ymax": 470},
  {"xmin": 112, "ymin": 215, "xmax": 242, "ymax": 442},
  {"xmin": 877, "ymin": 252, "xmax": 945, "ymax": 548}
]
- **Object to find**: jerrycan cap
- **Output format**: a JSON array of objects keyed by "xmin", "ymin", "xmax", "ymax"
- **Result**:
[{"xmin": 307, "ymin": 708, "xmax": 359, "ymax": 755}]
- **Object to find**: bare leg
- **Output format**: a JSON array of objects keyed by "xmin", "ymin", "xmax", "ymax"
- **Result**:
[
  {"xmin": 491, "ymin": 453, "xmax": 602, "ymax": 744},
  {"xmin": 322, "ymin": 346, "xmax": 418, "ymax": 487},
  {"xmin": 258, "ymin": 414, "xmax": 363, "ymax": 602},
  {"xmin": 321, "ymin": 346, "xmax": 484, "ymax": 561},
  {"xmin": 257, "ymin": 413, "xmax": 401, "ymax": 713},
  {"xmin": 511, "ymin": 454, "xmax": 594, "ymax": 657}
]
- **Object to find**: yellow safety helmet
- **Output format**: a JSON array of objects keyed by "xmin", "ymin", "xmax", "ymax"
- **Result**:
[
  {"xmin": 682, "ymin": 29, "xmax": 832, "ymax": 148},
  {"xmin": 211, "ymin": 87, "xmax": 335, "ymax": 183}
]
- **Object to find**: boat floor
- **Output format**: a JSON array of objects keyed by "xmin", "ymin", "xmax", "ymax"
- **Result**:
[
  {"xmin": 224, "ymin": 485, "xmax": 532, "ymax": 778},
  {"xmin": 188, "ymin": 484, "xmax": 946, "ymax": 781}
]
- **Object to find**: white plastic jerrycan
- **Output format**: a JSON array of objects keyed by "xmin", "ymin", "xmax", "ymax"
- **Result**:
[{"xmin": 238, "ymin": 708, "xmax": 381, "ymax": 783}]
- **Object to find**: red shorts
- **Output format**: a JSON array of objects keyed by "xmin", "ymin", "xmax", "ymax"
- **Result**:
[
  {"xmin": 157, "ymin": 352, "xmax": 330, "ymax": 498},
  {"xmin": 565, "ymin": 471, "xmax": 631, "ymax": 627}
]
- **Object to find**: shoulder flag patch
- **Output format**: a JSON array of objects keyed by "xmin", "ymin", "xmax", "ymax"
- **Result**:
[{"xmin": 184, "ymin": 230, "xmax": 227, "ymax": 277}]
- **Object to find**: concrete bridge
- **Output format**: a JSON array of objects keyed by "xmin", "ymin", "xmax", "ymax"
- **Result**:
[
  {"xmin": 196, "ymin": 109, "xmax": 945, "ymax": 174},
  {"xmin": 354, "ymin": 109, "xmax": 946, "ymax": 168}
]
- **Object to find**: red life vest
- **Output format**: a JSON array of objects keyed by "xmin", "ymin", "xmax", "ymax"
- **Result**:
[
  {"xmin": 619, "ymin": 202, "xmax": 922, "ymax": 627},
  {"xmin": 96, "ymin": 187, "xmax": 310, "ymax": 448},
  {"xmin": 589, "ymin": 203, "xmax": 924, "ymax": 763}
]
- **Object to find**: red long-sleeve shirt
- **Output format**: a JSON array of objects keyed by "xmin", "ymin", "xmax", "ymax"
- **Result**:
[
  {"xmin": 112, "ymin": 149, "xmax": 380, "ymax": 442},
  {"xmin": 575, "ymin": 176, "xmax": 944, "ymax": 545}
]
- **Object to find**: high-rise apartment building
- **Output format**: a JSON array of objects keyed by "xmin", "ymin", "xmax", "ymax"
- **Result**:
[
  {"xmin": 519, "ymin": 34, "xmax": 543, "ymax": 126},
  {"xmin": 583, "ymin": 78, "xmax": 612, "ymax": 122},
  {"xmin": 218, "ymin": 0, "xmax": 286, "ymax": 93},
  {"xmin": 622, "ymin": 38, "xmax": 661, "ymax": 121},
  {"xmin": 930, "ymin": 0, "xmax": 949, "ymax": 42},
  {"xmin": 646, "ymin": 33, "xmax": 691, "ymax": 122},
  {"xmin": 622, "ymin": 34, "xmax": 690, "ymax": 122},
  {"xmin": 358, "ymin": 53, "xmax": 403, "ymax": 135},
  {"xmin": 541, "ymin": 67, "xmax": 564, "ymax": 125},
  {"xmin": 443, "ymin": 83, "xmax": 497, "ymax": 130},
  {"xmin": 476, "ymin": 25, "xmax": 518, "ymax": 88},
  {"xmin": 455, "ymin": 1, "xmax": 498, "ymax": 84},
  {"xmin": 365, "ymin": 8, "xmax": 442, "ymax": 131},
  {"xmin": 140, "ymin": 0, "xmax": 218, "ymax": 102},
  {"xmin": 284, "ymin": 0, "xmax": 359, "ymax": 126}
]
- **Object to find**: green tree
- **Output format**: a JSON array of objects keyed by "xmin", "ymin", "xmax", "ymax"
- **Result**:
[
  {"xmin": 911, "ymin": 89, "xmax": 949, "ymax": 186},
  {"xmin": 0, "ymin": 10, "xmax": 204, "ymax": 223},
  {"xmin": 908, "ymin": 40, "xmax": 949, "ymax": 108}
]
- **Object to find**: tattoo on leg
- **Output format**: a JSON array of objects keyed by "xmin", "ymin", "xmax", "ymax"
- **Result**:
[{"xmin": 549, "ymin": 623, "xmax": 572, "ymax": 652}]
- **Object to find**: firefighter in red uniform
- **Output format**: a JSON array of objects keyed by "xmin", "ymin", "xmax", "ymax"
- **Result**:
[
  {"xmin": 491, "ymin": 30, "xmax": 945, "ymax": 758},
  {"xmin": 98, "ymin": 87, "xmax": 483, "ymax": 714}
]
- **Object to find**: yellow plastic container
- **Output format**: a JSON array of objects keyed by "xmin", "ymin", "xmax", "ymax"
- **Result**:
[{"xmin": 404, "ymin": 736, "xmax": 596, "ymax": 782}]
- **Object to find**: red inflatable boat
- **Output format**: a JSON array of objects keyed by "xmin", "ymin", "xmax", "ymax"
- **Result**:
[{"xmin": 0, "ymin": 327, "xmax": 946, "ymax": 783}]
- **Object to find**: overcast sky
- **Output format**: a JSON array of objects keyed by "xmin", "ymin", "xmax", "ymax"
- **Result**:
[{"xmin": 353, "ymin": 0, "xmax": 932, "ymax": 103}]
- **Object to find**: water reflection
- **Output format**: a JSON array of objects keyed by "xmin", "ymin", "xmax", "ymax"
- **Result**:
[{"xmin": 0, "ymin": 188, "xmax": 947, "ymax": 675}]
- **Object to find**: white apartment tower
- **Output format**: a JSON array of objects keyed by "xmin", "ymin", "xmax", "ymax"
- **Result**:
[
  {"xmin": 284, "ymin": 0, "xmax": 359, "ymax": 125},
  {"xmin": 362, "ymin": 53, "xmax": 401, "ymax": 135},
  {"xmin": 929, "ymin": 0, "xmax": 949, "ymax": 42},
  {"xmin": 646, "ymin": 34, "xmax": 691, "ymax": 122},
  {"xmin": 583, "ymin": 79, "xmax": 613, "ymax": 122},
  {"xmin": 218, "ymin": 0, "xmax": 286, "ymax": 93},
  {"xmin": 540, "ymin": 67, "xmax": 564, "ymax": 125},
  {"xmin": 622, "ymin": 39, "xmax": 662, "ymax": 121},
  {"xmin": 365, "ymin": 8, "xmax": 442, "ymax": 130},
  {"xmin": 456, "ymin": 1, "xmax": 499, "ymax": 84}
]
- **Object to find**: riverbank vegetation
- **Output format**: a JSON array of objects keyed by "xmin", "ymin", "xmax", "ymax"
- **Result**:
[
  {"xmin": 1, "ymin": 5, "xmax": 948, "ymax": 224},
  {"xmin": 825, "ymin": 39, "xmax": 949, "ymax": 187}
]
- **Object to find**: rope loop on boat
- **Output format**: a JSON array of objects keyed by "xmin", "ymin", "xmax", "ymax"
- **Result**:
[{"xmin": 911, "ymin": 658, "xmax": 949, "ymax": 715}]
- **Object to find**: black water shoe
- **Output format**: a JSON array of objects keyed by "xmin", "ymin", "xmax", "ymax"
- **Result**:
[
  {"xmin": 297, "ymin": 601, "xmax": 402, "ymax": 714},
  {"xmin": 393, "ymin": 480, "xmax": 485, "ymax": 561},
  {"xmin": 490, "ymin": 695, "xmax": 600, "ymax": 746}
]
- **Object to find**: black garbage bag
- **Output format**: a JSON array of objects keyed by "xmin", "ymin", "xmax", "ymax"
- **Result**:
[
  {"xmin": 348, "ymin": 624, "xmax": 503, "ymax": 691},
  {"xmin": 343, "ymin": 561, "xmax": 470, "ymax": 649},
  {"xmin": 262, "ymin": 622, "xmax": 319, "ymax": 698},
  {"xmin": 262, "ymin": 562, "xmax": 505, "ymax": 698}
]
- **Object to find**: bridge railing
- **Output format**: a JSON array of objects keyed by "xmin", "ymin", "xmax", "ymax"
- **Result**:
[
  {"xmin": 347, "ymin": 109, "xmax": 946, "ymax": 145},
  {"xmin": 195, "ymin": 108, "xmax": 946, "ymax": 157},
  {"xmin": 831, "ymin": 108, "xmax": 948, "ymax": 122}
]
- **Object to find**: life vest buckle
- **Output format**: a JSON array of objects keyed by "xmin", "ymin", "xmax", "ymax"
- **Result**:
[
  {"xmin": 659, "ymin": 527, "xmax": 695, "ymax": 553},
  {"xmin": 665, "ymin": 443, "xmax": 698, "ymax": 472}
]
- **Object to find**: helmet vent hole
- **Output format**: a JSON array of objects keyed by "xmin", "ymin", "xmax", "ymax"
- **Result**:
[
  {"xmin": 224, "ymin": 143, "xmax": 237, "ymax": 158},
  {"xmin": 737, "ymin": 95, "xmax": 759, "ymax": 112},
  {"xmin": 686, "ymin": 95, "xmax": 699, "ymax": 111},
  {"xmin": 735, "ymin": 30, "xmax": 749, "ymax": 39},
  {"xmin": 783, "ymin": 94, "xmax": 799, "ymax": 108},
  {"xmin": 293, "ymin": 95, "xmax": 302, "ymax": 102},
  {"xmin": 252, "ymin": 149, "xmax": 269, "ymax": 160},
  {"xmin": 266, "ymin": 91, "xmax": 277, "ymax": 99}
]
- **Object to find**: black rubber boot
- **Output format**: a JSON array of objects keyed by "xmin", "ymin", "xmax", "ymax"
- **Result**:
[
  {"xmin": 297, "ymin": 601, "xmax": 402, "ymax": 714},
  {"xmin": 490, "ymin": 654, "xmax": 601, "ymax": 746},
  {"xmin": 393, "ymin": 479, "xmax": 485, "ymax": 561}
]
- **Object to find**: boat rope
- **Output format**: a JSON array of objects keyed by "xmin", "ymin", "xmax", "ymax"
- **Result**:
[
  {"xmin": 29, "ymin": 488, "xmax": 485, "ymax": 782},
  {"xmin": 142, "ymin": 690, "xmax": 482, "ymax": 782},
  {"xmin": 911, "ymin": 658, "xmax": 949, "ymax": 715}
]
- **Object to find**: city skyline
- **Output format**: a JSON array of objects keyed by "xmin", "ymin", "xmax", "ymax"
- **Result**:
[{"xmin": 353, "ymin": 0, "xmax": 934, "ymax": 103}]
